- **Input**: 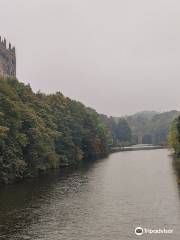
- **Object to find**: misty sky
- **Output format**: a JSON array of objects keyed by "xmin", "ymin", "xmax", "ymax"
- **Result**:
[{"xmin": 0, "ymin": 0, "xmax": 180, "ymax": 116}]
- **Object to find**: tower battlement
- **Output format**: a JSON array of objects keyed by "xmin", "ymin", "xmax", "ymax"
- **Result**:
[{"xmin": 0, "ymin": 36, "xmax": 16, "ymax": 77}]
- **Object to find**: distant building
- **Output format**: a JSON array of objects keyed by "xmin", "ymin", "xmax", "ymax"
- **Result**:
[{"xmin": 0, "ymin": 36, "xmax": 16, "ymax": 77}]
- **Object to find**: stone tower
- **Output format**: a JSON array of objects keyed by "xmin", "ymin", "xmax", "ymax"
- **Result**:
[{"xmin": 0, "ymin": 36, "xmax": 16, "ymax": 77}]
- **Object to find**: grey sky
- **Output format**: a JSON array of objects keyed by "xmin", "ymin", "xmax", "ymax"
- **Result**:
[{"xmin": 0, "ymin": 0, "xmax": 180, "ymax": 116}]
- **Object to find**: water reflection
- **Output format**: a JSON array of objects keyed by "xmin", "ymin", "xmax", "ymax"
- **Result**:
[
  {"xmin": 0, "ymin": 159, "xmax": 105, "ymax": 239},
  {"xmin": 0, "ymin": 150, "xmax": 180, "ymax": 240}
]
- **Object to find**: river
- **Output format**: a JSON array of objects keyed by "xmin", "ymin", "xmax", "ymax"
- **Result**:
[{"xmin": 0, "ymin": 149, "xmax": 180, "ymax": 239}]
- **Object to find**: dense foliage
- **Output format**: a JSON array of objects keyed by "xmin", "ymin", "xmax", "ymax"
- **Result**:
[
  {"xmin": 168, "ymin": 117, "xmax": 180, "ymax": 176},
  {"xmin": 126, "ymin": 111, "xmax": 179, "ymax": 145},
  {"xmin": 168, "ymin": 117, "xmax": 180, "ymax": 156},
  {"xmin": 0, "ymin": 77, "xmax": 110, "ymax": 184},
  {"xmin": 100, "ymin": 115, "xmax": 132, "ymax": 146}
]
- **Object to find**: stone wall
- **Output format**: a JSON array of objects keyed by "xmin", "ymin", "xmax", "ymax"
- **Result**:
[{"xmin": 0, "ymin": 37, "xmax": 16, "ymax": 77}]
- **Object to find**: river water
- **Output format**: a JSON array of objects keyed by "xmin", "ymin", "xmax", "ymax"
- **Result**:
[{"xmin": 0, "ymin": 149, "xmax": 180, "ymax": 239}]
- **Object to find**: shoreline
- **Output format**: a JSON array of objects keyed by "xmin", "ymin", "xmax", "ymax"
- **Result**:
[{"xmin": 110, "ymin": 145, "xmax": 166, "ymax": 153}]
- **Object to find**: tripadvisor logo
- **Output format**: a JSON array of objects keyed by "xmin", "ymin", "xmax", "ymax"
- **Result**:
[
  {"xmin": 135, "ymin": 227, "xmax": 143, "ymax": 236},
  {"xmin": 134, "ymin": 226, "xmax": 173, "ymax": 236}
]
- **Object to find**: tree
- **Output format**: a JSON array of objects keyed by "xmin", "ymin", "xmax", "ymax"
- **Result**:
[
  {"xmin": 0, "ymin": 76, "xmax": 110, "ymax": 184},
  {"xmin": 115, "ymin": 118, "xmax": 132, "ymax": 143}
]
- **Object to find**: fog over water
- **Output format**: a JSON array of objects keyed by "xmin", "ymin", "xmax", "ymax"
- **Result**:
[{"xmin": 0, "ymin": 0, "xmax": 180, "ymax": 116}]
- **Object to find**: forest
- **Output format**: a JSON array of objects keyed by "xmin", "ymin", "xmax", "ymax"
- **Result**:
[
  {"xmin": 0, "ymin": 77, "xmax": 109, "ymax": 184},
  {"xmin": 168, "ymin": 116, "xmax": 180, "ymax": 178},
  {"xmin": 125, "ymin": 111, "xmax": 179, "ymax": 145},
  {"xmin": 0, "ymin": 76, "xmax": 179, "ymax": 185},
  {"xmin": 0, "ymin": 77, "xmax": 131, "ymax": 184},
  {"xmin": 169, "ymin": 117, "xmax": 180, "ymax": 156}
]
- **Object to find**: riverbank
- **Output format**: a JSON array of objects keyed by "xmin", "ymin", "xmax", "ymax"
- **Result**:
[{"xmin": 111, "ymin": 144, "xmax": 165, "ymax": 153}]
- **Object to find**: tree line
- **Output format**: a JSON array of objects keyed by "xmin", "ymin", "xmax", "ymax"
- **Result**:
[
  {"xmin": 125, "ymin": 111, "xmax": 179, "ymax": 145},
  {"xmin": 0, "ymin": 77, "xmax": 132, "ymax": 184}
]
